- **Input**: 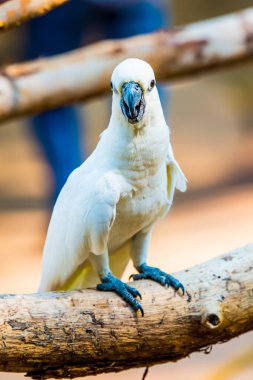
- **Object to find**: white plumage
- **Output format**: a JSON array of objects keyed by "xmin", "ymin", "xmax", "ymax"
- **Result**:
[{"xmin": 38, "ymin": 58, "xmax": 187, "ymax": 300}]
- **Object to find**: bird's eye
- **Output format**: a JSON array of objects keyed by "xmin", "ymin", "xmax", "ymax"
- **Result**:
[
  {"xmin": 111, "ymin": 82, "xmax": 118, "ymax": 94},
  {"xmin": 149, "ymin": 79, "xmax": 156, "ymax": 91}
]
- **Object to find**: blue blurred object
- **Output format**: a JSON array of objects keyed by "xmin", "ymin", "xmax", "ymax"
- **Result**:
[{"xmin": 27, "ymin": 0, "xmax": 169, "ymax": 202}]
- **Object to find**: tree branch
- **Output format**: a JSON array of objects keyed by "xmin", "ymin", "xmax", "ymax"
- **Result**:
[
  {"xmin": 0, "ymin": 7, "xmax": 253, "ymax": 122},
  {"xmin": 0, "ymin": 244, "xmax": 252, "ymax": 379},
  {"xmin": 0, "ymin": 0, "xmax": 68, "ymax": 31}
]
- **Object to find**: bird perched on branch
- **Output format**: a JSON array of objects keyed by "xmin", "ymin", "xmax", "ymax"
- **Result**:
[{"xmin": 38, "ymin": 58, "xmax": 187, "ymax": 315}]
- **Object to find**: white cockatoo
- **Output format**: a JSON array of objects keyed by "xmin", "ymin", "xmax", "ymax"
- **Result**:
[{"xmin": 38, "ymin": 58, "xmax": 187, "ymax": 315}]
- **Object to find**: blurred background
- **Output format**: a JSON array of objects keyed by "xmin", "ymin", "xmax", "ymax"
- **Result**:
[{"xmin": 0, "ymin": 0, "xmax": 253, "ymax": 379}]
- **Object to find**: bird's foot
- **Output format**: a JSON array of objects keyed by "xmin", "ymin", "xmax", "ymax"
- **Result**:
[
  {"xmin": 130, "ymin": 263, "xmax": 185, "ymax": 295},
  {"xmin": 97, "ymin": 273, "xmax": 144, "ymax": 316}
]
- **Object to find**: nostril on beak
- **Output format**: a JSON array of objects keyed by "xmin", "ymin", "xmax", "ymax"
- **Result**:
[{"xmin": 135, "ymin": 102, "xmax": 141, "ymax": 113}]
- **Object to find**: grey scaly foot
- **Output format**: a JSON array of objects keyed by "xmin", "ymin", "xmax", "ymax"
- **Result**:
[
  {"xmin": 130, "ymin": 263, "xmax": 185, "ymax": 294},
  {"xmin": 97, "ymin": 273, "xmax": 144, "ymax": 316}
]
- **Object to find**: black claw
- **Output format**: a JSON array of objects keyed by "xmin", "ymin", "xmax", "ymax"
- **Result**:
[
  {"xmin": 134, "ymin": 263, "xmax": 185, "ymax": 295},
  {"xmin": 130, "ymin": 297, "xmax": 144, "ymax": 317},
  {"xmin": 168, "ymin": 277, "xmax": 185, "ymax": 295},
  {"xmin": 136, "ymin": 290, "xmax": 142, "ymax": 300},
  {"xmin": 97, "ymin": 273, "xmax": 144, "ymax": 315},
  {"xmin": 130, "ymin": 273, "xmax": 146, "ymax": 281},
  {"xmin": 174, "ymin": 282, "xmax": 185, "ymax": 296},
  {"xmin": 125, "ymin": 284, "xmax": 142, "ymax": 299},
  {"xmin": 137, "ymin": 303, "xmax": 144, "ymax": 317},
  {"xmin": 132, "ymin": 288, "xmax": 142, "ymax": 300}
]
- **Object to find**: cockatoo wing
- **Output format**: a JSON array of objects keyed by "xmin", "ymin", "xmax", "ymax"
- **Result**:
[
  {"xmin": 38, "ymin": 167, "xmax": 130, "ymax": 292},
  {"xmin": 166, "ymin": 142, "xmax": 187, "ymax": 203},
  {"xmin": 58, "ymin": 241, "xmax": 131, "ymax": 290}
]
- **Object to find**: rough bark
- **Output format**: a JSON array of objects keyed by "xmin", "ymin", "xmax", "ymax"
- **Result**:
[
  {"xmin": 0, "ymin": 244, "xmax": 252, "ymax": 379},
  {"xmin": 0, "ymin": 7, "xmax": 253, "ymax": 122},
  {"xmin": 0, "ymin": 0, "xmax": 68, "ymax": 31}
]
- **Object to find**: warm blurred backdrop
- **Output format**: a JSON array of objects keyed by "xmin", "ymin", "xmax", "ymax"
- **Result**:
[{"xmin": 0, "ymin": 0, "xmax": 253, "ymax": 379}]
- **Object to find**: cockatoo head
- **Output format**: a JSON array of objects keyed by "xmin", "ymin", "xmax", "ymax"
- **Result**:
[{"xmin": 111, "ymin": 58, "xmax": 160, "ymax": 127}]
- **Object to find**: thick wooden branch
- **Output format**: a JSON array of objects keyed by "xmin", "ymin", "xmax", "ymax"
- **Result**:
[
  {"xmin": 0, "ymin": 244, "xmax": 252, "ymax": 379},
  {"xmin": 0, "ymin": 7, "xmax": 253, "ymax": 122},
  {"xmin": 0, "ymin": 0, "xmax": 68, "ymax": 31}
]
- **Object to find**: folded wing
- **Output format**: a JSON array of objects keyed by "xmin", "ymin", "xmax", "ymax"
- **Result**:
[
  {"xmin": 166, "ymin": 142, "xmax": 187, "ymax": 204},
  {"xmin": 38, "ymin": 168, "xmax": 123, "ymax": 292}
]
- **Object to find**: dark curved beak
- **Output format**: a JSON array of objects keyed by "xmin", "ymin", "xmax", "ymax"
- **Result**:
[{"xmin": 120, "ymin": 81, "xmax": 146, "ymax": 124}]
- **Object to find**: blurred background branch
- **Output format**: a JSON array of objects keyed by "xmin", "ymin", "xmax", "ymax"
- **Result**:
[
  {"xmin": 0, "ymin": 7, "xmax": 252, "ymax": 123},
  {"xmin": 0, "ymin": 0, "xmax": 68, "ymax": 31},
  {"xmin": 0, "ymin": 244, "xmax": 252, "ymax": 379}
]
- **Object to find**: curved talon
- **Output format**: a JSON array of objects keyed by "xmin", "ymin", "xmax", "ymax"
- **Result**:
[
  {"xmin": 178, "ymin": 283, "xmax": 185, "ymax": 295},
  {"xmin": 129, "ymin": 273, "xmax": 145, "ymax": 282},
  {"xmin": 137, "ymin": 303, "xmax": 144, "ymax": 317},
  {"xmin": 135, "ymin": 289, "xmax": 142, "ymax": 300},
  {"xmin": 97, "ymin": 274, "xmax": 144, "ymax": 315},
  {"xmin": 131, "ymin": 288, "xmax": 142, "ymax": 300},
  {"xmin": 167, "ymin": 277, "xmax": 185, "ymax": 295},
  {"xmin": 126, "ymin": 284, "xmax": 142, "ymax": 300},
  {"xmin": 133, "ymin": 264, "xmax": 185, "ymax": 295},
  {"xmin": 129, "ymin": 298, "xmax": 144, "ymax": 317},
  {"xmin": 130, "ymin": 273, "xmax": 146, "ymax": 281}
]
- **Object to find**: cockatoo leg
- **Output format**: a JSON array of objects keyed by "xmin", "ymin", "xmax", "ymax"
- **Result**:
[
  {"xmin": 89, "ymin": 252, "xmax": 144, "ymax": 315},
  {"xmin": 130, "ymin": 263, "xmax": 185, "ymax": 295},
  {"xmin": 97, "ymin": 273, "xmax": 144, "ymax": 316},
  {"xmin": 130, "ymin": 231, "xmax": 185, "ymax": 294}
]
